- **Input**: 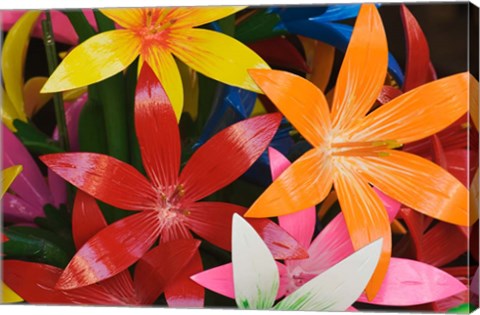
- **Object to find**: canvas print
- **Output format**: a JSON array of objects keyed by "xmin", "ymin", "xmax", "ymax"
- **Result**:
[{"xmin": 1, "ymin": 3, "xmax": 479, "ymax": 313}]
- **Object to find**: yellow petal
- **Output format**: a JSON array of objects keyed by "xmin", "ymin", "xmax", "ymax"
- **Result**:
[
  {"xmin": 170, "ymin": 28, "xmax": 269, "ymax": 94},
  {"xmin": 245, "ymin": 149, "xmax": 333, "ymax": 218},
  {"xmin": 2, "ymin": 87, "xmax": 19, "ymax": 131},
  {"xmin": 42, "ymin": 30, "xmax": 141, "ymax": 93},
  {"xmin": 330, "ymin": 4, "xmax": 388, "ymax": 133},
  {"xmin": 99, "ymin": 8, "xmax": 147, "ymax": 29},
  {"xmin": 177, "ymin": 60, "xmax": 199, "ymax": 121},
  {"xmin": 143, "ymin": 48, "xmax": 183, "ymax": 121},
  {"xmin": 355, "ymin": 150, "xmax": 469, "ymax": 226},
  {"xmin": 251, "ymin": 98, "xmax": 267, "ymax": 117},
  {"xmin": 2, "ymin": 165, "xmax": 23, "ymax": 198},
  {"xmin": 249, "ymin": 69, "xmax": 331, "ymax": 147},
  {"xmin": 23, "ymin": 77, "xmax": 52, "ymax": 118},
  {"xmin": 2, "ymin": 283, "xmax": 23, "ymax": 303},
  {"xmin": 2, "ymin": 11, "xmax": 40, "ymax": 121},
  {"xmin": 63, "ymin": 87, "xmax": 88, "ymax": 102},
  {"xmin": 333, "ymin": 164, "xmax": 391, "ymax": 300},
  {"xmin": 168, "ymin": 6, "xmax": 245, "ymax": 28},
  {"xmin": 352, "ymin": 72, "xmax": 469, "ymax": 144}
]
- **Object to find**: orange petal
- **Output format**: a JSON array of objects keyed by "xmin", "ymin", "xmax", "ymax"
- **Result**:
[
  {"xmin": 352, "ymin": 72, "xmax": 469, "ymax": 144},
  {"xmin": 333, "ymin": 164, "xmax": 391, "ymax": 300},
  {"xmin": 245, "ymin": 148, "xmax": 333, "ymax": 218},
  {"xmin": 23, "ymin": 77, "xmax": 52, "ymax": 118},
  {"xmin": 330, "ymin": 4, "xmax": 388, "ymax": 132},
  {"xmin": 99, "ymin": 8, "xmax": 147, "ymax": 29},
  {"xmin": 309, "ymin": 41, "xmax": 335, "ymax": 92},
  {"xmin": 168, "ymin": 6, "xmax": 245, "ymax": 29},
  {"xmin": 355, "ymin": 150, "xmax": 469, "ymax": 226},
  {"xmin": 249, "ymin": 69, "xmax": 331, "ymax": 147}
]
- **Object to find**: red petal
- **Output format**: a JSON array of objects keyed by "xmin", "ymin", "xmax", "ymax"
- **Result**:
[
  {"xmin": 179, "ymin": 113, "xmax": 282, "ymax": 203},
  {"xmin": 431, "ymin": 135, "xmax": 448, "ymax": 169},
  {"xmin": 248, "ymin": 37, "xmax": 310, "ymax": 73},
  {"xmin": 135, "ymin": 62, "xmax": 181, "ymax": 193},
  {"xmin": 72, "ymin": 190, "xmax": 108, "ymax": 249},
  {"xmin": 3, "ymin": 260, "xmax": 70, "ymax": 304},
  {"xmin": 394, "ymin": 207, "xmax": 425, "ymax": 259},
  {"xmin": 445, "ymin": 149, "xmax": 473, "ymax": 186},
  {"xmin": 98, "ymin": 271, "xmax": 137, "ymax": 305},
  {"xmin": 421, "ymin": 222, "xmax": 468, "ymax": 266},
  {"xmin": 134, "ymin": 239, "xmax": 201, "ymax": 305},
  {"xmin": 185, "ymin": 201, "xmax": 246, "ymax": 251},
  {"xmin": 377, "ymin": 86, "xmax": 403, "ymax": 105},
  {"xmin": 56, "ymin": 211, "xmax": 161, "ymax": 290},
  {"xmin": 165, "ymin": 250, "xmax": 205, "ymax": 307},
  {"xmin": 401, "ymin": 4, "xmax": 431, "ymax": 91},
  {"xmin": 247, "ymin": 218, "xmax": 309, "ymax": 260},
  {"xmin": 40, "ymin": 153, "xmax": 158, "ymax": 211},
  {"xmin": 2, "ymin": 233, "xmax": 8, "ymax": 242}
]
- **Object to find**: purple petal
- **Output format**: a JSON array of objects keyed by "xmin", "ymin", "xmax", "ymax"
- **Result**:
[{"xmin": 3, "ymin": 193, "xmax": 43, "ymax": 223}]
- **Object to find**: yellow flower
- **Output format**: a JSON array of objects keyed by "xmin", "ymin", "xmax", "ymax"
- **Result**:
[{"xmin": 41, "ymin": 7, "xmax": 269, "ymax": 119}]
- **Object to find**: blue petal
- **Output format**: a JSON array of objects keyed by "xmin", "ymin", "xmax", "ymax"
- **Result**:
[
  {"xmin": 284, "ymin": 20, "xmax": 404, "ymax": 85},
  {"xmin": 309, "ymin": 4, "xmax": 362, "ymax": 22}
]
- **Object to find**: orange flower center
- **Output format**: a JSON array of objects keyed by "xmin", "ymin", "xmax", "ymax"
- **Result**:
[{"xmin": 328, "ymin": 140, "xmax": 402, "ymax": 157}]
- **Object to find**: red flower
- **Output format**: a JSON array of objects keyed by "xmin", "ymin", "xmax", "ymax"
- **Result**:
[
  {"xmin": 40, "ymin": 63, "xmax": 289, "ymax": 305},
  {"xmin": 3, "ymin": 191, "xmax": 200, "ymax": 306}
]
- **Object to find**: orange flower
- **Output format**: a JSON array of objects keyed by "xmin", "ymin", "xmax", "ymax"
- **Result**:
[{"xmin": 245, "ymin": 4, "xmax": 469, "ymax": 299}]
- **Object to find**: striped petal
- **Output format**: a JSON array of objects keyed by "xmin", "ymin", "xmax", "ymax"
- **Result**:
[
  {"xmin": 40, "ymin": 152, "xmax": 158, "ymax": 211},
  {"xmin": 249, "ymin": 69, "xmax": 331, "ymax": 147},
  {"xmin": 170, "ymin": 28, "xmax": 269, "ymax": 93},
  {"xmin": 2, "ymin": 11, "xmax": 40, "ymax": 122},
  {"xmin": 357, "ymin": 258, "xmax": 467, "ymax": 306},
  {"xmin": 56, "ymin": 211, "xmax": 161, "ymax": 290},
  {"xmin": 168, "ymin": 7, "xmax": 244, "ymax": 29},
  {"xmin": 135, "ymin": 62, "xmax": 181, "ymax": 191},
  {"xmin": 275, "ymin": 239, "xmax": 383, "ymax": 311},
  {"xmin": 72, "ymin": 191, "xmax": 107, "ymax": 250},
  {"xmin": 334, "ymin": 165, "xmax": 391, "ymax": 299},
  {"xmin": 42, "ymin": 30, "xmax": 140, "ymax": 93},
  {"xmin": 246, "ymin": 149, "xmax": 333, "ymax": 218},
  {"xmin": 99, "ymin": 8, "xmax": 146, "ymax": 28},
  {"xmin": 142, "ymin": 47, "xmax": 184, "ymax": 120},
  {"xmin": 330, "ymin": 4, "xmax": 388, "ymax": 132},
  {"xmin": 232, "ymin": 214, "xmax": 278, "ymax": 310},
  {"xmin": 352, "ymin": 73, "xmax": 469, "ymax": 144},
  {"xmin": 357, "ymin": 150, "xmax": 469, "ymax": 226}
]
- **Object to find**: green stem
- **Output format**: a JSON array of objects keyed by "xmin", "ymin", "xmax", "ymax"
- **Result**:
[{"xmin": 41, "ymin": 11, "xmax": 70, "ymax": 151}]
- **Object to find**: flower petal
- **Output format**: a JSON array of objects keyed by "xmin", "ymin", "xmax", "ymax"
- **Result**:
[
  {"xmin": 247, "ymin": 218, "xmax": 309, "ymax": 260},
  {"xmin": 2, "ymin": 11, "xmax": 40, "ymax": 122},
  {"xmin": 134, "ymin": 239, "xmax": 200, "ymax": 305},
  {"xmin": 179, "ymin": 113, "xmax": 281, "ymax": 203},
  {"xmin": 249, "ymin": 69, "xmax": 330, "ymax": 147},
  {"xmin": 3, "ymin": 125, "xmax": 52, "ymax": 208},
  {"xmin": 2, "ymin": 165, "xmax": 23, "ymax": 198},
  {"xmin": 56, "ymin": 211, "xmax": 161, "ymax": 290},
  {"xmin": 3, "ymin": 260, "xmax": 70, "ymax": 304},
  {"xmin": 143, "ymin": 47, "xmax": 184, "ymax": 120},
  {"xmin": 330, "ymin": 4, "xmax": 387, "ymax": 132},
  {"xmin": 352, "ymin": 72, "xmax": 469, "ymax": 144},
  {"xmin": 421, "ymin": 222, "xmax": 468, "ymax": 266},
  {"xmin": 23, "ymin": 77, "xmax": 52, "ymax": 118},
  {"xmin": 334, "ymin": 165, "xmax": 391, "ymax": 299},
  {"xmin": 72, "ymin": 191, "xmax": 108, "ymax": 250},
  {"xmin": 170, "ymin": 28, "xmax": 269, "ymax": 93},
  {"xmin": 232, "ymin": 214, "xmax": 278, "ymax": 309},
  {"xmin": 2, "ymin": 283, "xmax": 23, "ymax": 303},
  {"xmin": 135, "ymin": 62, "xmax": 181, "ymax": 191},
  {"xmin": 400, "ymin": 5, "xmax": 431, "ymax": 92},
  {"xmin": 99, "ymin": 8, "xmax": 146, "ymax": 28},
  {"xmin": 185, "ymin": 202, "xmax": 246, "ymax": 251},
  {"xmin": 42, "ymin": 30, "xmax": 140, "ymax": 93},
  {"xmin": 269, "ymin": 147, "xmax": 316, "ymax": 248},
  {"xmin": 357, "ymin": 150, "xmax": 469, "ymax": 226},
  {"xmin": 245, "ymin": 148, "xmax": 333, "ymax": 218},
  {"xmin": 40, "ymin": 152, "xmax": 158, "ymax": 211},
  {"xmin": 165, "ymin": 250, "xmax": 204, "ymax": 307},
  {"xmin": 357, "ymin": 258, "xmax": 467, "ymax": 306},
  {"xmin": 274, "ymin": 239, "xmax": 383, "ymax": 311},
  {"xmin": 2, "ymin": 192, "xmax": 42, "ymax": 223},
  {"xmin": 300, "ymin": 38, "xmax": 335, "ymax": 92},
  {"xmin": 169, "ymin": 7, "xmax": 244, "ymax": 28}
]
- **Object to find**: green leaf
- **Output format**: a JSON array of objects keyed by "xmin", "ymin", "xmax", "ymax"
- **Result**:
[
  {"xmin": 196, "ymin": 73, "xmax": 220, "ymax": 135},
  {"xmin": 448, "ymin": 304, "xmax": 476, "ymax": 314},
  {"xmin": 62, "ymin": 10, "xmax": 96, "ymax": 43},
  {"xmin": 235, "ymin": 9, "xmax": 287, "ymax": 43},
  {"xmin": 13, "ymin": 119, "xmax": 63, "ymax": 154},
  {"xmin": 3, "ymin": 226, "xmax": 74, "ymax": 268},
  {"xmin": 78, "ymin": 98, "xmax": 108, "ymax": 154},
  {"xmin": 217, "ymin": 14, "xmax": 236, "ymax": 37}
]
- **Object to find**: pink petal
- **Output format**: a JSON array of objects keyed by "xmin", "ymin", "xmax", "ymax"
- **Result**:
[
  {"xmin": 191, "ymin": 262, "xmax": 289, "ymax": 300},
  {"xmin": 47, "ymin": 170, "xmax": 66, "ymax": 208},
  {"xmin": 3, "ymin": 192, "xmax": 43, "ymax": 223},
  {"xmin": 357, "ymin": 258, "xmax": 467, "ymax": 306},
  {"xmin": 269, "ymin": 147, "xmax": 316, "ymax": 249},
  {"xmin": 3, "ymin": 124, "xmax": 52, "ymax": 208}
]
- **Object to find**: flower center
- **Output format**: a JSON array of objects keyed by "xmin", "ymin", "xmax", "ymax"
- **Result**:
[
  {"xmin": 324, "ymin": 131, "xmax": 402, "ymax": 157},
  {"xmin": 156, "ymin": 184, "xmax": 191, "ymax": 227}
]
